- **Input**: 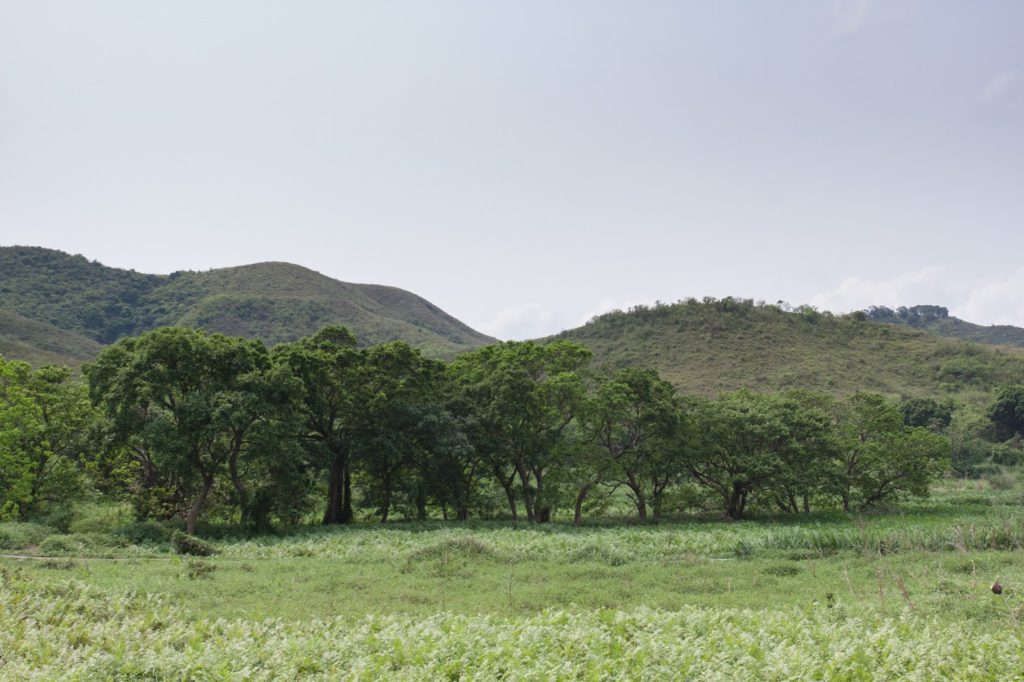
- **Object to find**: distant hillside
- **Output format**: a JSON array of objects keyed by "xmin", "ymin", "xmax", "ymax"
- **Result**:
[
  {"xmin": 0, "ymin": 246, "xmax": 495, "ymax": 364},
  {"xmin": 864, "ymin": 305, "xmax": 1024, "ymax": 348},
  {"xmin": 0, "ymin": 309, "xmax": 103, "ymax": 367},
  {"xmin": 553, "ymin": 298, "xmax": 1024, "ymax": 400}
]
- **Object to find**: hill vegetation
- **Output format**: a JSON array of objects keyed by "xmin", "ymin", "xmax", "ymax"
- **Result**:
[
  {"xmin": 865, "ymin": 304, "xmax": 1024, "ymax": 347},
  {"xmin": 553, "ymin": 298, "xmax": 1024, "ymax": 400},
  {"xmin": 0, "ymin": 310, "xmax": 102, "ymax": 367},
  {"xmin": 0, "ymin": 246, "xmax": 494, "ymax": 361}
]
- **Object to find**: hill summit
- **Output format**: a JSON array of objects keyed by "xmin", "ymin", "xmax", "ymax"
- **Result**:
[
  {"xmin": 553, "ymin": 298, "xmax": 1024, "ymax": 399},
  {"xmin": 0, "ymin": 246, "xmax": 494, "ymax": 363}
]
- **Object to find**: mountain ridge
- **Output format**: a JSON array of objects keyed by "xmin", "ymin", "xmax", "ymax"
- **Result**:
[
  {"xmin": 0, "ymin": 245, "xmax": 495, "ymax": 363},
  {"xmin": 553, "ymin": 298, "xmax": 1024, "ymax": 400}
]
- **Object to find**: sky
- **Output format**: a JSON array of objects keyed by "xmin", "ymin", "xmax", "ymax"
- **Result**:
[{"xmin": 1, "ymin": 1, "xmax": 1022, "ymax": 339}]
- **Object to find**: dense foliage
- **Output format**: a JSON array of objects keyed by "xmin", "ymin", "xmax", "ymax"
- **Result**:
[
  {"xmin": 10, "ymin": 318, "xmax": 1021, "ymax": 530},
  {"xmin": 4, "ymin": 571, "xmax": 1023, "ymax": 680}
]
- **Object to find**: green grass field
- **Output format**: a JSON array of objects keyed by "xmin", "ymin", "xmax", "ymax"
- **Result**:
[{"xmin": 4, "ymin": 480, "xmax": 1024, "ymax": 679}]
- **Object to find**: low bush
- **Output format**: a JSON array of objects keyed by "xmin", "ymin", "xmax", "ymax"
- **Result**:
[
  {"xmin": 39, "ymin": 534, "xmax": 94, "ymax": 556},
  {"xmin": 68, "ymin": 504, "xmax": 134, "ymax": 535},
  {"xmin": 185, "ymin": 560, "xmax": 216, "ymax": 580},
  {"xmin": 171, "ymin": 532, "xmax": 217, "ymax": 557},
  {"xmin": 0, "ymin": 523, "xmax": 51, "ymax": 551},
  {"xmin": 115, "ymin": 521, "xmax": 172, "ymax": 545},
  {"xmin": 407, "ymin": 536, "xmax": 493, "ymax": 563}
]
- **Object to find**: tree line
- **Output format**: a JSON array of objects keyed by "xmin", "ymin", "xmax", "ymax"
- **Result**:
[{"xmin": 6, "ymin": 324, "xmax": 1009, "ymax": 533}]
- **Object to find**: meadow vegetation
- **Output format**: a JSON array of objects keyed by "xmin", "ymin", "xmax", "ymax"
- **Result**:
[
  {"xmin": 4, "ymin": 296, "xmax": 1024, "ymax": 677},
  {"xmin": 4, "ymin": 481, "xmax": 1024, "ymax": 678}
]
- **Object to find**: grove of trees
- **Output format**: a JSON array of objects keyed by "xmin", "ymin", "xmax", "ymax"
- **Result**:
[{"xmin": 5, "ymin": 322, "xmax": 1017, "ymax": 531}]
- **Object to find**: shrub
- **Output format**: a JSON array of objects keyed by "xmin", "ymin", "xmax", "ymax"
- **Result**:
[
  {"xmin": 0, "ymin": 523, "xmax": 51, "ymax": 550},
  {"xmin": 69, "ymin": 504, "xmax": 134, "ymax": 535},
  {"xmin": 38, "ymin": 559, "xmax": 76, "ymax": 570},
  {"xmin": 762, "ymin": 564, "xmax": 803, "ymax": 577},
  {"xmin": 982, "ymin": 468, "xmax": 1017, "ymax": 492},
  {"xmin": 951, "ymin": 438, "xmax": 992, "ymax": 478},
  {"xmin": 185, "ymin": 560, "xmax": 216, "ymax": 580},
  {"xmin": 39, "ymin": 534, "xmax": 95, "ymax": 556},
  {"xmin": 37, "ymin": 508, "xmax": 74, "ymax": 533},
  {"xmin": 407, "ymin": 536, "xmax": 493, "ymax": 562},
  {"xmin": 567, "ymin": 543, "xmax": 630, "ymax": 567},
  {"xmin": 171, "ymin": 532, "xmax": 217, "ymax": 557},
  {"xmin": 115, "ymin": 521, "xmax": 172, "ymax": 545},
  {"xmin": 991, "ymin": 443, "xmax": 1023, "ymax": 467}
]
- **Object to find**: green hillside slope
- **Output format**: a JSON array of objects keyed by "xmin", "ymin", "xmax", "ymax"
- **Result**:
[
  {"xmin": 865, "ymin": 305, "xmax": 1024, "ymax": 347},
  {"xmin": 0, "ymin": 310, "xmax": 103, "ymax": 366},
  {"xmin": 0, "ymin": 246, "xmax": 494, "ymax": 363},
  {"xmin": 554, "ymin": 298, "xmax": 1024, "ymax": 399}
]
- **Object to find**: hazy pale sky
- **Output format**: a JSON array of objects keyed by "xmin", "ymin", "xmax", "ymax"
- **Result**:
[{"xmin": 2, "ymin": 1, "xmax": 1022, "ymax": 339}]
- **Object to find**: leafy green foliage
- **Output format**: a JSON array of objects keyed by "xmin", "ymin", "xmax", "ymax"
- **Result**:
[
  {"xmin": 988, "ymin": 385, "xmax": 1024, "ymax": 441},
  {"xmin": 688, "ymin": 391, "xmax": 836, "ymax": 519},
  {"xmin": 0, "ymin": 357, "xmax": 93, "ymax": 519},
  {"xmin": 450, "ymin": 340, "xmax": 592, "ymax": 522},
  {"xmin": 85, "ymin": 328, "xmax": 303, "ymax": 533},
  {"xmin": 900, "ymin": 396, "xmax": 953, "ymax": 431},
  {"xmin": 571, "ymin": 368, "xmax": 684, "ymax": 521},
  {"xmin": 0, "ymin": 522, "xmax": 51, "ymax": 549}
]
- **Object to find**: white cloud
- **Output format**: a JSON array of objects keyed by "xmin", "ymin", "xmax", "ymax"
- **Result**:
[
  {"xmin": 831, "ymin": 0, "xmax": 874, "ymax": 38},
  {"xmin": 482, "ymin": 297, "xmax": 656, "ymax": 341},
  {"xmin": 979, "ymin": 70, "xmax": 1024, "ymax": 115},
  {"xmin": 481, "ymin": 303, "xmax": 561, "ymax": 341},
  {"xmin": 576, "ymin": 298, "xmax": 650, "ymax": 326},
  {"xmin": 957, "ymin": 269, "xmax": 1024, "ymax": 327},
  {"xmin": 811, "ymin": 267, "xmax": 1024, "ymax": 328},
  {"xmin": 829, "ymin": 0, "xmax": 916, "ymax": 39},
  {"xmin": 809, "ymin": 267, "xmax": 957, "ymax": 313}
]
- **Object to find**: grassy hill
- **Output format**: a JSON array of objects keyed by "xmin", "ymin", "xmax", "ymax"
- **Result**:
[
  {"xmin": 865, "ymin": 305, "xmax": 1024, "ymax": 347},
  {"xmin": 553, "ymin": 298, "xmax": 1024, "ymax": 400},
  {"xmin": 0, "ymin": 309, "xmax": 103, "ymax": 367},
  {"xmin": 0, "ymin": 246, "xmax": 494, "ymax": 364}
]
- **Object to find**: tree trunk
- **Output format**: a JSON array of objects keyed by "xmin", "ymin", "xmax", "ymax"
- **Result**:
[
  {"xmin": 342, "ymin": 461, "xmax": 353, "ymax": 523},
  {"xmin": 802, "ymin": 494, "xmax": 810, "ymax": 514},
  {"xmin": 636, "ymin": 497, "xmax": 648, "ymax": 521},
  {"xmin": 503, "ymin": 484, "xmax": 518, "ymax": 521},
  {"xmin": 725, "ymin": 485, "xmax": 745, "ymax": 520},
  {"xmin": 573, "ymin": 485, "xmax": 592, "ymax": 526},
  {"xmin": 415, "ymin": 487, "xmax": 427, "ymax": 522},
  {"xmin": 186, "ymin": 473, "xmax": 214, "ymax": 535},
  {"xmin": 533, "ymin": 467, "xmax": 550, "ymax": 524},
  {"xmin": 494, "ymin": 465, "xmax": 518, "ymax": 521},
  {"xmin": 516, "ymin": 463, "xmax": 536, "ymax": 522},
  {"xmin": 323, "ymin": 449, "xmax": 345, "ymax": 524},
  {"xmin": 625, "ymin": 472, "xmax": 647, "ymax": 521},
  {"xmin": 323, "ymin": 446, "xmax": 354, "ymax": 524},
  {"xmin": 379, "ymin": 486, "xmax": 391, "ymax": 523},
  {"xmin": 652, "ymin": 482, "xmax": 669, "ymax": 521},
  {"xmin": 229, "ymin": 449, "xmax": 248, "ymax": 524}
]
